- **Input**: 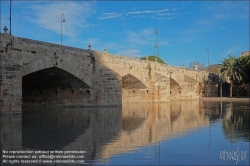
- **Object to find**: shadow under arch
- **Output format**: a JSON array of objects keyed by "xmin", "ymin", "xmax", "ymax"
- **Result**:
[
  {"xmin": 21, "ymin": 58, "xmax": 92, "ymax": 87},
  {"xmin": 122, "ymin": 74, "xmax": 147, "ymax": 89},
  {"xmin": 22, "ymin": 67, "xmax": 91, "ymax": 105},
  {"xmin": 170, "ymin": 78, "xmax": 182, "ymax": 98},
  {"xmin": 121, "ymin": 74, "xmax": 148, "ymax": 102}
]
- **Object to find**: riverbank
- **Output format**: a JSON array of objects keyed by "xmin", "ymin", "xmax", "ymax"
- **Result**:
[{"xmin": 201, "ymin": 97, "xmax": 250, "ymax": 102}]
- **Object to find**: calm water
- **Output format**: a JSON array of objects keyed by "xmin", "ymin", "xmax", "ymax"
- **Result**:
[{"xmin": 1, "ymin": 100, "xmax": 249, "ymax": 165}]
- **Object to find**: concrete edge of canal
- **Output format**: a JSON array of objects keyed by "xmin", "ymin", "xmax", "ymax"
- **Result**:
[{"xmin": 200, "ymin": 97, "xmax": 250, "ymax": 102}]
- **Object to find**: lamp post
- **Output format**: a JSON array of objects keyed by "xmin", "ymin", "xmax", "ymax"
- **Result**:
[
  {"xmin": 61, "ymin": 14, "xmax": 66, "ymax": 45},
  {"xmin": 206, "ymin": 48, "xmax": 210, "ymax": 71},
  {"xmin": 9, "ymin": 0, "xmax": 12, "ymax": 35}
]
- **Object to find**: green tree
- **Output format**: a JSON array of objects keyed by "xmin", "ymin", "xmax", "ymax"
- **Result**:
[
  {"xmin": 220, "ymin": 55, "xmax": 247, "ymax": 97},
  {"xmin": 140, "ymin": 55, "xmax": 165, "ymax": 64},
  {"xmin": 238, "ymin": 55, "xmax": 250, "ymax": 96}
]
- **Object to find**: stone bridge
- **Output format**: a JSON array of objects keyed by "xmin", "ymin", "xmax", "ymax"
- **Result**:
[{"xmin": 0, "ymin": 32, "xmax": 217, "ymax": 114}]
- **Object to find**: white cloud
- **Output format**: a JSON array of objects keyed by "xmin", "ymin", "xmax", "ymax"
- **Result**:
[
  {"xmin": 29, "ymin": 2, "xmax": 95, "ymax": 39},
  {"xmin": 126, "ymin": 8, "xmax": 169, "ymax": 15},
  {"xmin": 125, "ymin": 7, "xmax": 184, "ymax": 21},
  {"xmin": 98, "ymin": 12, "xmax": 123, "ymax": 20},
  {"xmin": 151, "ymin": 15, "xmax": 179, "ymax": 20},
  {"xmin": 124, "ymin": 28, "xmax": 170, "ymax": 49},
  {"xmin": 211, "ymin": 2, "xmax": 249, "ymax": 20},
  {"xmin": 158, "ymin": 13, "xmax": 173, "ymax": 16},
  {"xmin": 98, "ymin": 6, "xmax": 184, "ymax": 22},
  {"xmin": 125, "ymin": 28, "xmax": 155, "ymax": 45},
  {"xmin": 116, "ymin": 49, "xmax": 141, "ymax": 58}
]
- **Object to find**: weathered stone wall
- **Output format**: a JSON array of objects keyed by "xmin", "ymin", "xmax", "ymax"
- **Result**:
[
  {"xmin": 97, "ymin": 52, "xmax": 209, "ymax": 102},
  {"xmin": 0, "ymin": 56, "xmax": 22, "ymax": 113},
  {"xmin": 0, "ymin": 33, "xmax": 122, "ymax": 113}
]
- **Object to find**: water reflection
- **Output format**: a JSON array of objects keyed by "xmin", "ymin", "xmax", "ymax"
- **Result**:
[
  {"xmin": 200, "ymin": 101, "xmax": 250, "ymax": 142},
  {"xmin": 22, "ymin": 106, "xmax": 91, "ymax": 150},
  {"xmin": 221, "ymin": 102, "xmax": 250, "ymax": 142},
  {"xmin": 0, "ymin": 100, "xmax": 249, "ymax": 164}
]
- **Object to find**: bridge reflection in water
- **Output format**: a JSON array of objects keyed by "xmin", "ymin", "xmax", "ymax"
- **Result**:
[{"xmin": 1, "ymin": 100, "xmax": 248, "ymax": 164}]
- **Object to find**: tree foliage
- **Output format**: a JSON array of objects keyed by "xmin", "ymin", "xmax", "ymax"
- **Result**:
[
  {"xmin": 189, "ymin": 60, "xmax": 206, "ymax": 70},
  {"xmin": 209, "ymin": 65, "xmax": 220, "ymax": 74},
  {"xmin": 238, "ymin": 55, "xmax": 250, "ymax": 84},
  {"xmin": 140, "ymin": 55, "xmax": 165, "ymax": 64},
  {"xmin": 220, "ymin": 55, "xmax": 247, "ymax": 97}
]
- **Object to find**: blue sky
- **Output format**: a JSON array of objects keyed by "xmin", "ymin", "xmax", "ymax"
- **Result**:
[{"xmin": 0, "ymin": 1, "xmax": 249, "ymax": 67}]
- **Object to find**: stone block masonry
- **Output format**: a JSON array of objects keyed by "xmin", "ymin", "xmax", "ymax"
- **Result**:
[
  {"xmin": 0, "ymin": 32, "xmax": 218, "ymax": 114},
  {"xmin": 0, "ymin": 55, "xmax": 22, "ymax": 113}
]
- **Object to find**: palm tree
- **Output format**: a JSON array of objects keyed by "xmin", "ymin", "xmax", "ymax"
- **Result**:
[
  {"xmin": 220, "ymin": 55, "xmax": 247, "ymax": 97},
  {"xmin": 238, "ymin": 55, "xmax": 250, "ymax": 97}
]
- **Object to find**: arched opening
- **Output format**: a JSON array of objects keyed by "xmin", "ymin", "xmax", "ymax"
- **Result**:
[
  {"xmin": 170, "ymin": 78, "xmax": 181, "ymax": 100},
  {"xmin": 122, "ymin": 74, "xmax": 147, "ymax": 89},
  {"xmin": 22, "ymin": 67, "xmax": 91, "ymax": 105},
  {"xmin": 122, "ymin": 74, "xmax": 148, "ymax": 102}
]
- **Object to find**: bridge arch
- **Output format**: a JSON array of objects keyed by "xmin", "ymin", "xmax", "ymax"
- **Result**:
[
  {"xmin": 170, "ymin": 78, "xmax": 182, "ymax": 98},
  {"xmin": 119, "ymin": 72, "xmax": 148, "ymax": 89},
  {"xmin": 21, "ymin": 58, "xmax": 93, "ymax": 105},
  {"xmin": 121, "ymin": 74, "xmax": 148, "ymax": 102},
  {"xmin": 21, "ymin": 58, "xmax": 92, "ymax": 87},
  {"xmin": 122, "ymin": 74, "xmax": 147, "ymax": 89}
]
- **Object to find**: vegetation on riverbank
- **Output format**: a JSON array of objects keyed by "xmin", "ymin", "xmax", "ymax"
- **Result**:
[{"xmin": 220, "ymin": 54, "xmax": 250, "ymax": 97}]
